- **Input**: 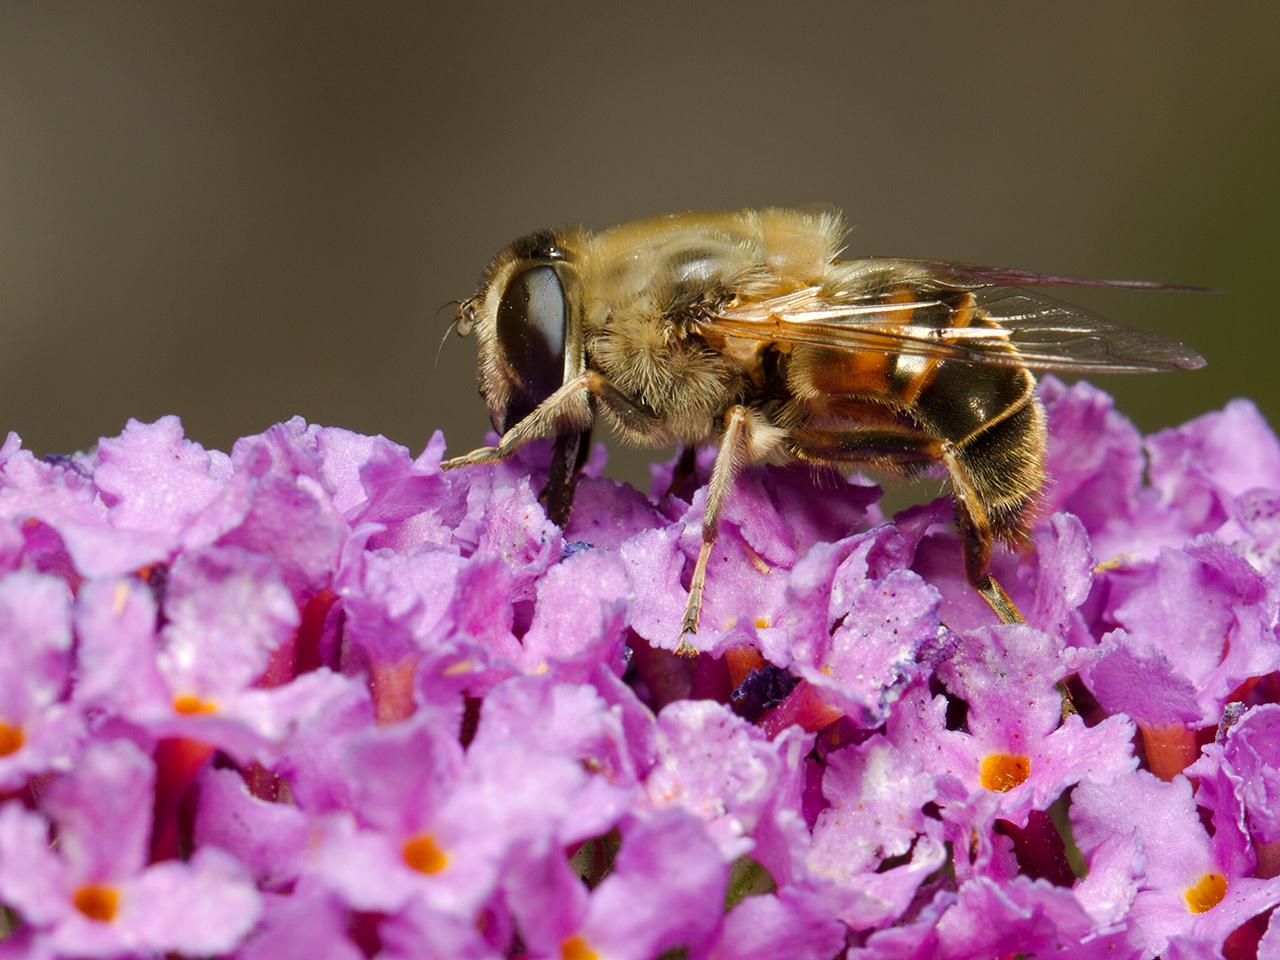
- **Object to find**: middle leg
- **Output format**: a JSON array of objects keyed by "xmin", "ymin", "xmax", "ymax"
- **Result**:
[{"xmin": 677, "ymin": 405, "xmax": 754, "ymax": 654}]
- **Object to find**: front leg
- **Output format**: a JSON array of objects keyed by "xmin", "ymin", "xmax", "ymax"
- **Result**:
[
  {"xmin": 442, "ymin": 370, "xmax": 661, "ymax": 471},
  {"xmin": 440, "ymin": 373, "xmax": 594, "ymax": 470},
  {"xmin": 442, "ymin": 369, "xmax": 672, "ymax": 541},
  {"xmin": 540, "ymin": 426, "xmax": 593, "ymax": 527}
]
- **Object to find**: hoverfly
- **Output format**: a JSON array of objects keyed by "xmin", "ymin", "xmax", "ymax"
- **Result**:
[{"xmin": 442, "ymin": 208, "xmax": 1204, "ymax": 647}]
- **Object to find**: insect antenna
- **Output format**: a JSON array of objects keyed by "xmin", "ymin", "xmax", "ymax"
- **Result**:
[
  {"xmin": 435, "ymin": 316, "xmax": 460, "ymax": 368},
  {"xmin": 434, "ymin": 299, "xmax": 466, "ymax": 368}
]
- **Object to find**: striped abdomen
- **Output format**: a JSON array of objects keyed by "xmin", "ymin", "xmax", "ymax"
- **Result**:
[{"xmin": 784, "ymin": 288, "xmax": 1047, "ymax": 553}]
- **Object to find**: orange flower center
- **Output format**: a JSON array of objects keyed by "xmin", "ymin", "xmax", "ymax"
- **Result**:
[
  {"xmin": 402, "ymin": 833, "xmax": 448, "ymax": 875},
  {"xmin": 561, "ymin": 935, "xmax": 601, "ymax": 960},
  {"xmin": 73, "ymin": 884, "xmax": 121, "ymax": 922},
  {"xmin": 0, "ymin": 721, "xmax": 24, "ymax": 757},
  {"xmin": 172, "ymin": 694, "xmax": 218, "ymax": 715},
  {"xmin": 1184, "ymin": 872, "xmax": 1228, "ymax": 913},
  {"xmin": 980, "ymin": 753, "xmax": 1032, "ymax": 792}
]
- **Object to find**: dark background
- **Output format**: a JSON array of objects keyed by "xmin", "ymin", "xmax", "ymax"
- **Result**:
[{"xmin": 3, "ymin": 4, "xmax": 1277, "ymax": 484}]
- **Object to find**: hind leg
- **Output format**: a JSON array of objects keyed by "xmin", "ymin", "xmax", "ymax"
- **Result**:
[
  {"xmin": 938, "ymin": 398, "xmax": 1045, "ymax": 626},
  {"xmin": 787, "ymin": 415, "xmax": 1036, "ymax": 627},
  {"xmin": 947, "ymin": 485, "xmax": 1026, "ymax": 625},
  {"xmin": 786, "ymin": 421, "xmax": 1029, "ymax": 623}
]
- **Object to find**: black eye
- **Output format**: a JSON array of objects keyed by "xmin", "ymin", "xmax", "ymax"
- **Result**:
[{"xmin": 495, "ymin": 265, "xmax": 567, "ymax": 431}]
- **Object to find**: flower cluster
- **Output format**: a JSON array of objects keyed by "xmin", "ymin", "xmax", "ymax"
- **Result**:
[{"xmin": 1, "ymin": 377, "xmax": 1280, "ymax": 959}]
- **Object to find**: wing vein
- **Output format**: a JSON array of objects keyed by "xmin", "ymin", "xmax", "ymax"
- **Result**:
[{"xmin": 706, "ymin": 263, "xmax": 1206, "ymax": 375}]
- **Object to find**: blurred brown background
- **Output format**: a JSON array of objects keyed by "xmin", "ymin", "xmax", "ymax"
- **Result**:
[{"xmin": 2, "ymin": 4, "xmax": 1278, "ymax": 484}]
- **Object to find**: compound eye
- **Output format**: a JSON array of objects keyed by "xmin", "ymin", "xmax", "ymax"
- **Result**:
[{"xmin": 494, "ymin": 265, "xmax": 567, "ymax": 432}]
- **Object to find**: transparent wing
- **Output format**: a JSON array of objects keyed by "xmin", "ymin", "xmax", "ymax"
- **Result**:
[
  {"xmin": 883, "ymin": 258, "xmax": 1220, "ymax": 294},
  {"xmin": 705, "ymin": 260, "xmax": 1208, "ymax": 374}
]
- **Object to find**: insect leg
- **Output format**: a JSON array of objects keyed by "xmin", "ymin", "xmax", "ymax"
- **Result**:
[
  {"xmin": 665, "ymin": 444, "xmax": 699, "ymax": 498},
  {"xmin": 945, "ymin": 434, "xmax": 1075, "ymax": 709},
  {"xmin": 787, "ymin": 423, "xmax": 1030, "ymax": 625},
  {"xmin": 441, "ymin": 376, "xmax": 591, "ymax": 470},
  {"xmin": 441, "ymin": 371, "xmax": 655, "ymax": 470},
  {"xmin": 788, "ymin": 426, "xmax": 942, "ymax": 466},
  {"xmin": 940, "ymin": 449, "xmax": 1025, "ymax": 624},
  {"xmin": 937, "ymin": 399, "xmax": 1045, "ymax": 627},
  {"xmin": 678, "ymin": 405, "xmax": 752, "ymax": 655},
  {"xmin": 541, "ymin": 425, "xmax": 592, "ymax": 527},
  {"xmin": 910, "ymin": 360, "xmax": 1043, "ymax": 626}
]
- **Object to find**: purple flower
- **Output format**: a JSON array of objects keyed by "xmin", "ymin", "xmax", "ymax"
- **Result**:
[
  {"xmin": 518, "ymin": 547, "xmax": 629, "ymax": 678},
  {"xmin": 806, "ymin": 734, "xmax": 947, "ymax": 927},
  {"xmin": 1218, "ymin": 705, "xmax": 1280, "ymax": 844},
  {"xmin": 212, "ymin": 423, "xmax": 349, "ymax": 599},
  {"xmin": 159, "ymin": 545, "xmax": 299, "ymax": 701},
  {"xmin": 0, "ymin": 572, "xmax": 79, "ymax": 790},
  {"xmin": 194, "ymin": 767, "xmax": 313, "ymax": 888},
  {"xmin": 0, "ymin": 740, "xmax": 260, "ymax": 956},
  {"xmin": 890, "ymin": 626, "xmax": 1137, "ymax": 829},
  {"xmin": 93, "ymin": 416, "xmax": 231, "ymax": 541},
  {"xmin": 505, "ymin": 809, "xmax": 728, "ymax": 960},
  {"xmin": 1146, "ymin": 398, "xmax": 1280, "ymax": 537},
  {"xmin": 644, "ymin": 700, "xmax": 791, "ymax": 860},
  {"xmin": 469, "ymin": 674, "xmax": 647, "ymax": 791},
  {"xmin": 309, "ymin": 696, "xmax": 633, "ymax": 922},
  {"xmin": 1038, "ymin": 376, "xmax": 1146, "ymax": 537},
  {"xmin": 567, "ymin": 474, "xmax": 667, "ymax": 551},
  {"xmin": 706, "ymin": 887, "xmax": 847, "ymax": 960},
  {"xmin": 233, "ymin": 886, "xmax": 364, "ymax": 960},
  {"xmin": 1187, "ymin": 702, "xmax": 1280, "ymax": 883},
  {"xmin": 72, "ymin": 548, "xmax": 355, "ymax": 764},
  {"xmin": 318, "ymin": 428, "xmax": 449, "ymax": 539},
  {"xmin": 1072, "ymin": 768, "xmax": 1280, "ymax": 956},
  {"xmin": 1084, "ymin": 538, "xmax": 1280, "ymax": 729},
  {"xmin": 793, "ymin": 567, "xmax": 942, "ymax": 727},
  {"xmin": 0, "ymin": 384, "xmax": 1277, "ymax": 957},
  {"xmin": 932, "ymin": 875, "xmax": 1097, "ymax": 958},
  {"xmin": 1262, "ymin": 911, "xmax": 1280, "ymax": 960}
]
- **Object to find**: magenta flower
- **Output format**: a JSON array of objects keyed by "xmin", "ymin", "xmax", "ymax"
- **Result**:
[
  {"xmin": 71, "ymin": 560, "xmax": 357, "ymax": 764},
  {"xmin": 644, "ymin": 699, "xmax": 793, "ymax": 859},
  {"xmin": 1072, "ymin": 769, "xmax": 1280, "ymax": 956},
  {"xmin": 505, "ymin": 809, "xmax": 729, "ymax": 960},
  {"xmin": 889, "ymin": 625, "xmax": 1137, "ymax": 829},
  {"xmin": 1188, "ymin": 703, "xmax": 1280, "ymax": 880},
  {"xmin": 806, "ymin": 733, "xmax": 947, "ymax": 927},
  {"xmin": 0, "ymin": 740, "xmax": 260, "ymax": 956},
  {"xmin": 0, "ymin": 383, "xmax": 1278, "ymax": 958},
  {"xmin": 1092, "ymin": 539, "xmax": 1279, "ymax": 727},
  {"xmin": 0, "ymin": 572, "xmax": 79, "ymax": 790}
]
